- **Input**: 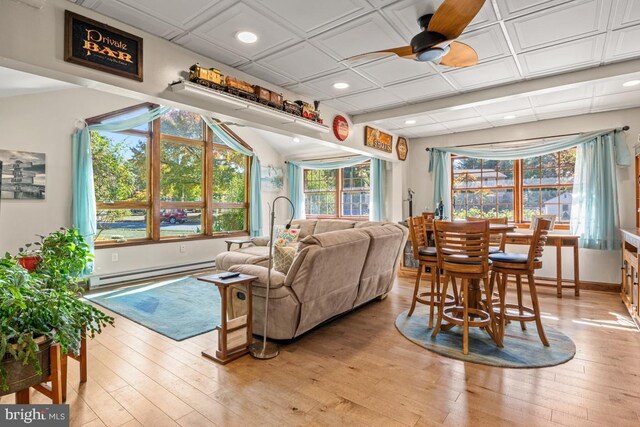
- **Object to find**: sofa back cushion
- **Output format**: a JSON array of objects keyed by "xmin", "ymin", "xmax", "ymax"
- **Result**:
[
  {"xmin": 354, "ymin": 221, "xmax": 386, "ymax": 229},
  {"xmin": 291, "ymin": 219, "xmax": 317, "ymax": 239},
  {"xmin": 313, "ymin": 219, "xmax": 356, "ymax": 234}
]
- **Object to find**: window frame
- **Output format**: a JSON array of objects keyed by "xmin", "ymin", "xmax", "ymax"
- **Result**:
[
  {"xmin": 450, "ymin": 151, "xmax": 575, "ymax": 229},
  {"xmin": 303, "ymin": 161, "xmax": 371, "ymax": 220},
  {"xmin": 90, "ymin": 103, "xmax": 252, "ymax": 248}
]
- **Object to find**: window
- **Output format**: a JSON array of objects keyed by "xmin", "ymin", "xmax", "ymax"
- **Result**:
[
  {"xmin": 303, "ymin": 162, "xmax": 370, "ymax": 218},
  {"xmin": 91, "ymin": 105, "xmax": 250, "ymax": 245},
  {"xmin": 451, "ymin": 148, "xmax": 576, "ymax": 225}
]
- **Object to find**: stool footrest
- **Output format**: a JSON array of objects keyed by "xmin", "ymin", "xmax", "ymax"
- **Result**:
[{"xmin": 442, "ymin": 306, "xmax": 491, "ymax": 328}]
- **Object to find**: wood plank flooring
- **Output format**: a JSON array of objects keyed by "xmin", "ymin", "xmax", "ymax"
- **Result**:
[{"xmin": 3, "ymin": 277, "xmax": 639, "ymax": 427}]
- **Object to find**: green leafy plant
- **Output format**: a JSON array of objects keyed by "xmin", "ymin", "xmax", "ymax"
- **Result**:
[{"xmin": 0, "ymin": 229, "xmax": 113, "ymax": 391}]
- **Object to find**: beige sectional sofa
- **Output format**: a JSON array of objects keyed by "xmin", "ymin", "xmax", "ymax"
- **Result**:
[{"xmin": 215, "ymin": 219, "xmax": 408, "ymax": 340}]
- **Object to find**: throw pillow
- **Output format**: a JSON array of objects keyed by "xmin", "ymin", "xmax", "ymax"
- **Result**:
[
  {"xmin": 273, "ymin": 245, "xmax": 296, "ymax": 274},
  {"xmin": 274, "ymin": 226, "xmax": 300, "ymax": 247}
]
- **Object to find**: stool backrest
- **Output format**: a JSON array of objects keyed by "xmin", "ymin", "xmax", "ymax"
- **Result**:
[
  {"xmin": 407, "ymin": 215, "xmax": 428, "ymax": 260},
  {"xmin": 422, "ymin": 211, "xmax": 435, "ymax": 222},
  {"xmin": 527, "ymin": 218, "xmax": 552, "ymax": 270},
  {"xmin": 434, "ymin": 220, "xmax": 491, "ymax": 275},
  {"xmin": 467, "ymin": 216, "xmax": 508, "ymax": 251}
]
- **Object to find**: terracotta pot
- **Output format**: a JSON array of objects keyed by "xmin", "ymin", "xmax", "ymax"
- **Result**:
[
  {"xmin": 18, "ymin": 255, "xmax": 41, "ymax": 272},
  {"xmin": 0, "ymin": 337, "xmax": 52, "ymax": 396}
]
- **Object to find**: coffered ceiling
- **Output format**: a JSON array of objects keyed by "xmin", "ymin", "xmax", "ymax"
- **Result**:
[{"xmin": 71, "ymin": 0, "xmax": 640, "ymax": 137}]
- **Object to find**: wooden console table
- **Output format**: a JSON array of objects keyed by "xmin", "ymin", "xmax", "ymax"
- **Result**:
[
  {"xmin": 197, "ymin": 273, "xmax": 257, "ymax": 364},
  {"xmin": 621, "ymin": 229, "xmax": 639, "ymax": 327}
]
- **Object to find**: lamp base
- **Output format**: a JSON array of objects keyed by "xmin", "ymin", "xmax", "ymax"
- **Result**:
[{"xmin": 249, "ymin": 342, "xmax": 279, "ymax": 359}]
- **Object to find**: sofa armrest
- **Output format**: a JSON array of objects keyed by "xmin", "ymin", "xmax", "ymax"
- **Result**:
[
  {"xmin": 228, "ymin": 264, "xmax": 286, "ymax": 289},
  {"xmin": 251, "ymin": 236, "xmax": 270, "ymax": 246}
]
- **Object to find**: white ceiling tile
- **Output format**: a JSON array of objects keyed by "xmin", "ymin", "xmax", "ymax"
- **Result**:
[
  {"xmin": 457, "ymin": 24, "xmax": 511, "ymax": 63},
  {"xmin": 505, "ymin": 0, "xmax": 611, "ymax": 52},
  {"xmin": 355, "ymin": 56, "xmax": 435, "ymax": 86},
  {"xmin": 518, "ymin": 34, "xmax": 606, "ymax": 77},
  {"xmin": 445, "ymin": 57, "xmax": 521, "ymax": 90},
  {"xmin": 603, "ymin": 25, "xmax": 640, "ymax": 63},
  {"xmin": 258, "ymin": 42, "xmax": 343, "ymax": 82},
  {"xmin": 405, "ymin": 123, "xmax": 449, "ymax": 137},
  {"xmin": 530, "ymin": 85, "xmax": 594, "ymax": 106},
  {"xmin": 496, "ymin": 0, "xmax": 572, "ymax": 19},
  {"xmin": 192, "ymin": 2, "xmax": 300, "ymax": 59},
  {"xmin": 430, "ymin": 107, "xmax": 481, "ymax": 122},
  {"xmin": 303, "ymin": 70, "xmax": 376, "ymax": 98},
  {"xmin": 591, "ymin": 90, "xmax": 640, "ymax": 112},
  {"xmin": 610, "ymin": 0, "xmax": 640, "ymax": 29},
  {"xmin": 237, "ymin": 62, "xmax": 294, "ymax": 87},
  {"xmin": 381, "ymin": 114, "xmax": 436, "ymax": 130},
  {"xmin": 310, "ymin": 11, "xmax": 406, "ymax": 60},
  {"xmin": 173, "ymin": 33, "xmax": 249, "ymax": 67},
  {"xmin": 593, "ymin": 73, "xmax": 640, "ymax": 96},
  {"xmin": 282, "ymin": 83, "xmax": 332, "ymax": 102},
  {"xmin": 382, "ymin": 0, "xmax": 496, "ymax": 42},
  {"xmin": 117, "ymin": 0, "xmax": 222, "ymax": 29},
  {"xmin": 91, "ymin": 0, "xmax": 183, "ymax": 39},
  {"xmin": 386, "ymin": 74, "xmax": 457, "ymax": 102},
  {"xmin": 441, "ymin": 116, "xmax": 492, "ymax": 132},
  {"xmin": 336, "ymin": 89, "xmax": 405, "ymax": 111},
  {"xmin": 474, "ymin": 97, "xmax": 533, "ymax": 115},
  {"xmin": 484, "ymin": 108, "xmax": 537, "ymax": 126},
  {"xmin": 255, "ymin": 0, "xmax": 372, "ymax": 35},
  {"xmin": 534, "ymin": 99, "xmax": 592, "ymax": 119},
  {"xmin": 321, "ymin": 98, "xmax": 362, "ymax": 114}
]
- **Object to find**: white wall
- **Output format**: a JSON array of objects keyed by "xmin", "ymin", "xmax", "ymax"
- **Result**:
[
  {"xmin": 0, "ymin": 87, "xmax": 286, "ymax": 276},
  {"xmin": 406, "ymin": 108, "xmax": 640, "ymax": 285}
]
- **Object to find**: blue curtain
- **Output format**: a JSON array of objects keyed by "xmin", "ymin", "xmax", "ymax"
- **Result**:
[
  {"xmin": 428, "ymin": 149, "xmax": 451, "ymax": 219},
  {"xmin": 370, "ymin": 158, "xmax": 386, "ymax": 221},
  {"xmin": 570, "ymin": 133, "xmax": 621, "ymax": 250},
  {"xmin": 288, "ymin": 155, "xmax": 373, "ymax": 220},
  {"xmin": 202, "ymin": 117, "xmax": 262, "ymax": 236},
  {"xmin": 72, "ymin": 105, "xmax": 170, "ymax": 264}
]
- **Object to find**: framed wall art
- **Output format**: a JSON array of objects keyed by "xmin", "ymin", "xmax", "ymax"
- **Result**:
[
  {"xmin": 396, "ymin": 137, "xmax": 408, "ymax": 161},
  {"xmin": 0, "ymin": 149, "xmax": 46, "ymax": 200},
  {"xmin": 364, "ymin": 126, "xmax": 392, "ymax": 153}
]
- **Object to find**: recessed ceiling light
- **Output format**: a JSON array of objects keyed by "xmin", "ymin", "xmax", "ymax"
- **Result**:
[
  {"xmin": 623, "ymin": 80, "xmax": 640, "ymax": 87},
  {"xmin": 236, "ymin": 31, "xmax": 258, "ymax": 44},
  {"xmin": 333, "ymin": 82, "xmax": 350, "ymax": 89},
  {"xmin": 292, "ymin": 137, "xmax": 300, "ymax": 143},
  {"xmin": 503, "ymin": 114, "xmax": 516, "ymax": 120},
  {"xmin": 405, "ymin": 119, "xmax": 417, "ymax": 125}
]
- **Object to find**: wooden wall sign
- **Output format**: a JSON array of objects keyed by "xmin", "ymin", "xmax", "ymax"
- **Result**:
[
  {"xmin": 333, "ymin": 115, "xmax": 349, "ymax": 141},
  {"xmin": 364, "ymin": 126, "xmax": 392, "ymax": 153},
  {"xmin": 396, "ymin": 137, "xmax": 408, "ymax": 161},
  {"xmin": 64, "ymin": 11, "xmax": 143, "ymax": 81}
]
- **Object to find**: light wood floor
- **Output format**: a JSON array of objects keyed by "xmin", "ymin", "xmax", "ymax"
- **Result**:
[{"xmin": 3, "ymin": 277, "xmax": 640, "ymax": 427}]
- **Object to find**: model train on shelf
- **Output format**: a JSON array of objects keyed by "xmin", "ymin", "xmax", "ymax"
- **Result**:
[{"xmin": 188, "ymin": 63, "xmax": 323, "ymax": 124}]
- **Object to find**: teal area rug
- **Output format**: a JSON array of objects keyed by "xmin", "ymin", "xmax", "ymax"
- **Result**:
[
  {"xmin": 395, "ymin": 307, "xmax": 575, "ymax": 368},
  {"xmin": 86, "ymin": 276, "xmax": 221, "ymax": 341}
]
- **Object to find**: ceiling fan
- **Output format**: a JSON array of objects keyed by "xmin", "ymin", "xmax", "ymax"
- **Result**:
[{"xmin": 347, "ymin": 0, "xmax": 485, "ymax": 67}]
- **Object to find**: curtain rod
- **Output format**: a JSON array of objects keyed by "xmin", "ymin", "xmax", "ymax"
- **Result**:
[
  {"xmin": 285, "ymin": 154, "xmax": 365, "ymax": 164},
  {"xmin": 425, "ymin": 125, "xmax": 629, "ymax": 151}
]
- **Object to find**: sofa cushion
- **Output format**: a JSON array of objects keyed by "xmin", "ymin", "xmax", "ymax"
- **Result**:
[
  {"xmin": 489, "ymin": 252, "xmax": 528, "ymax": 264},
  {"xmin": 314, "ymin": 219, "xmax": 356, "ymax": 234},
  {"xmin": 291, "ymin": 219, "xmax": 317, "ymax": 239},
  {"xmin": 273, "ymin": 245, "xmax": 296, "ymax": 274},
  {"xmin": 215, "ymin": 246, "xmax": 269, "ymax": 271},
  {"xmin": 354, "ymin": 221, "xmax": 386, "ymax": 228},
  {"xmin": 418, "ymin": 246, "xmax": 437, "ymax": 256},
  {"xmin": 274, "ymin": 226, "xmax": 300, "ymax": 247}
]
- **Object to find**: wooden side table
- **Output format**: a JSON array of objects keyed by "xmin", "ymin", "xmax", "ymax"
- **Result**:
[
  {"xmin": 225, "ymin": 237, "xmax": 254, "ymax": 251},
  {"xmin": 197, "ymin": 273, "xmax": 257, "ymax": 365}
]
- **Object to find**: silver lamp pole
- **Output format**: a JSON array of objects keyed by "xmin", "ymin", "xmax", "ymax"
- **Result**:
[{"xmin": 249, "ymin": 196, "xmax": 294, "ymax": 360}]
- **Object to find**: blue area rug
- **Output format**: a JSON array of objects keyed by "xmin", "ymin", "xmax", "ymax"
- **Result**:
[
  {"xmin": 86, "ymin": 276, "xmax": 221, "ymax": 341},
  {"xmin": 395, "ymin": 307, "xmax": 575, "ymax": 368}
]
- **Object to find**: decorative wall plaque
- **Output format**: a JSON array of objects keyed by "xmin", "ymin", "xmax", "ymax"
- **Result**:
[
  {"xmin": 396, "ymin": 137, "xmax": 408, "ymax": 161},
  {"xmin": 332, "ymin": 115, "xmax": 349, "ymax": 141},
  {"xmin": 364, "ymin": 126, "xmax": 392, "ymax": 153},
  {"xmin": 64, "ymin": 10, "xmax": 143, "ymax": 81}
]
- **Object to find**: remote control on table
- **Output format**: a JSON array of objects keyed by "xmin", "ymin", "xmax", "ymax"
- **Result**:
[{"xmin": 218, "ymin": 272, "xmax": 241, "ymax": 279}]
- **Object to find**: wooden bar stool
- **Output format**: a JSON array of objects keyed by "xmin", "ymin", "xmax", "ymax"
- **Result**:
[
  {"xmin": 466, "ymin": 216, "xmax": 508, "ymax": 253},
  {"xmin": 407, "ymin": 215, "xmax": 456, "ymax": 328},
  {"xmin": 431, "ymin": 220, "xmax": 498, "ymax": 355},
  {"xmin": 489, "ymin": 218, "xmax": 552, "ymax": 347}
]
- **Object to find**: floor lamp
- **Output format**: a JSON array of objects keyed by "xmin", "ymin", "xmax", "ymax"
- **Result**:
[{"xmin": 249, "ymin": 195, "xmax": 295, "ymax": 360}]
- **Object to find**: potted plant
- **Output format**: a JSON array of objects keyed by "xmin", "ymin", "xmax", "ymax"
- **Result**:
[
  {"xmin": 0, "ymin": 229, "xmax": 113, "ymax": 394},
  {"xmin": 16, "ymin": 243, "xmax": 40, "ymax": 272}
]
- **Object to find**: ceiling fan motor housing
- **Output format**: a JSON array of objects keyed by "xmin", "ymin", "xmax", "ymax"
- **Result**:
[{"xmin": 410, "ymin": 29, "xmax": 447, "ymax": 55}]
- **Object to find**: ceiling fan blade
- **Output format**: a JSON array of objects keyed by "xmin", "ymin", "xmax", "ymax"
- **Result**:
[
  {"xmin": 427, "ymin": 0, "xmax": 486, "ymax": 39},
  {"xmin": 346, "ymin": 45, "xmax": 414, "ymax": 61},
  {"xmin": 439, "ymin": 41, "xmax": 478, "ymax": 67}
]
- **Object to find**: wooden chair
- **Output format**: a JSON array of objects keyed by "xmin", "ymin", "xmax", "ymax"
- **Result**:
[
  {"xmin": 407, "ymin": 215, "xmax": 456, "ymax": 328},
  {"xmin": 15, "ymin": 344, "xmax": 63, "ymax": 404},
  {"xmin": 489, "ymin": 219, "xmax": 552, "ymax": 347},
  {"xmin": 466, "ymin": 216, "xmax": 508, "ymax": 252},
  {"xmin": 431, "ymin": 220, "xmax": 498, "ymax": 355}
]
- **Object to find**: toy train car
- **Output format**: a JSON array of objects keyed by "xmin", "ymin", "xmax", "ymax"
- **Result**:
[{"xmin": 187, "ymin": 63, "xmax": 323, "ymax": 124}]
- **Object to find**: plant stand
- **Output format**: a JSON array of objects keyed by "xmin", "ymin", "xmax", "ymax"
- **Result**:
[
  {"xmin": 61, "ymin": 331, "xmax": 87, "ymax": 402},
  {"xmin": 15, "ymin": 344, "xmax": 63, "ymax": 404}
]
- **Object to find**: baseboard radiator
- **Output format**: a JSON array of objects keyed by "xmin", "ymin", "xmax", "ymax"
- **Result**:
[{"xmin": 88, "ymin": 260, "xmax": 216, "ymax": 289}]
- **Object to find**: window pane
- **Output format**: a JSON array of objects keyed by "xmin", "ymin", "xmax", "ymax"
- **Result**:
[
  {"xmin": 541, "ymin": 153, "xmax": 558, "ymax": 168},
  {"xmin": 305, "ymin": 192, "xmax": 336, "ymax": 216},
  {"xmin": 557, "ymin": 186, "xmax": 573, "ymax": 222},
  {"xmin": 342, "ymin": 191, "xmax": 370, "ymax": 217},
  {"xmin": 96, "ymin": 209, "xmax": 148, "ymax": 242},
  {"xmin": 304, "ymin": 169, "xmax": 336, "ymax": 191},
  {"xmin": 160, "ymin": 140, "xmax": 203, "ymax": 202},
  {"xmin": 160, "ymin": 108, "xmax": 204, "ymax": 140},
  {"xmin": 160, "ymin": 208, "xmax": 202, "ymax": 237},
  {"xmin": 497, "ymin": 160, "xmax": 513, "ymax": 171},
  {"xmin": 497, "ymin": 189, "xmax": 514, "ymax": 205},
  {"xmin": 453, "ymin": 174, "xmax": 466, "ymax": 188},
  {"xmin": 524, "ymin": 157, "xmax": 540, "ymax": 169},
  {"xmin": 559, "ymin": 149, "xmax": 576, "ymax": 166},
  {"xmin": 523, "ymin": 188, "xmax": 540, "ymax": 205},
  {"xmin": 482, "ymin": 190, "xmax": 496, "ymax": 204},
  {"xmin": 343, "ymin": 164, "xmax": 370, "ymax": 190},
  {"xmin": 213, "ymin": 208, "xmax": 246, "ymax": 232},
  {"xmin": 212, "ymin": 148, "xmax": 246, "ymax": 203},
  {"xmin": 92, "ymin": 131, "xmax": 148, "ymax": 203},
  {"xmin": 498, "ymin": 205, "xmax": 514, "ymax": 220},
  {"xmin": 523, "ymin": 169, "xmax": 541, "ymax": 185},
  {"xmin": 497, "ymin": 170, "xmax": 514, "ymax": 186},
  {"xmin": 541, "ymin": 167, "xmax": 559, "ymax": 185},
  {"xmin": 559, "ymin": 167, "xmax": 574, "ymax": 184}
]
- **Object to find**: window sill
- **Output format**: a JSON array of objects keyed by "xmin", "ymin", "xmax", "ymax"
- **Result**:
[{"xmin": 95, "ymin": 231, "xmax": 249, "ymax": 249}]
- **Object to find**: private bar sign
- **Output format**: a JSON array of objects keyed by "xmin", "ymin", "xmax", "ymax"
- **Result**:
[{"xmin": 64, "ymin": 10, "xmax": 143, "ymax": 81}]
